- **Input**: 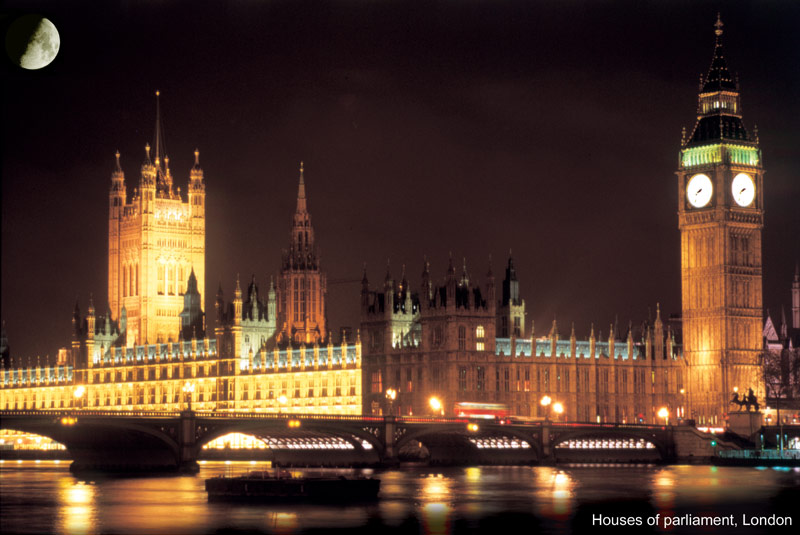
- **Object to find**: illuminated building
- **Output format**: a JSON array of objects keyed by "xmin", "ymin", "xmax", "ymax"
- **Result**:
[
  {"xmin": 108, "ymin": 91, "xmax": 206, "ymax": 347},
  {"xmin": 0, "ymin": 103, "xmax": 361, "ymax": 416},
  {"xmin": 360, "ymin": 256, "xmax": 686, "ymax": 423},
  {"xmin": 677, "ymin": 16, "xmax": 765, "ymax": 423}
]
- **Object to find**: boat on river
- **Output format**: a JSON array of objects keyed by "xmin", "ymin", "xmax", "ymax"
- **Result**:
[{"xmin": 205, "ymin": 471, "xmax": 381, "ymax": 502}]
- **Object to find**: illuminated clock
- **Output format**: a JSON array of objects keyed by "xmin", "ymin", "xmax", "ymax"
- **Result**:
[
  {"xmin": 687, "ymin": 174, "xmax": 713, "ymax": 208},
  {"xmin": 731, "ymin": 173, "xmax": 755, "ymax": 207}
]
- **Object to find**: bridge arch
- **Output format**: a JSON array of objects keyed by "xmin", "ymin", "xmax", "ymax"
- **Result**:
[
  {"xmin": 193, "ymin": 419, "xmax": 382, "ymax": 465},
  {"xmin": 552, "ymin": 429, "xmax": 668, "ymax": 462},
  {"xmin": 395, "ymin": 424, "xmax": 542, "ymax": 464}
]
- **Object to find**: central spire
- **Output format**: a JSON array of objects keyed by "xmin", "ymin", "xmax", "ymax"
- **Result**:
[
  {"xmin": 152, "ymin": 90, "xmax": 173, "ymax": 196},
  {"xmin": 296, "ymin": 161, "xmax": 307, "ymax": 213}
]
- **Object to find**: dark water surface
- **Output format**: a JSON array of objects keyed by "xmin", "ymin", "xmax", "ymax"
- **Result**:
[{"xmin": 1, "ymin": 460, "xmax": 798, "ymax": 534}]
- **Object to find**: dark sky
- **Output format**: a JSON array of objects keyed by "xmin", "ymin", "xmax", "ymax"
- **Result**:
[{"xmin": 2, "ymin": 0, "xmax": 799, "ymax": 360}]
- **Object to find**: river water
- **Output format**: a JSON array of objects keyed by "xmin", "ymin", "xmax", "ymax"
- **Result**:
[{"xmin": 1, "ymin": 460, "xmax": 798, "ymax": 534}]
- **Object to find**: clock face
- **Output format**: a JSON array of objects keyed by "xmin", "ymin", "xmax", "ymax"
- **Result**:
[
  {"xmin": 732, "ymin": 173, "xmax": 755, "ymax": 207},
  {"xmin": 687, "ymin": 174, "xmax": 713, "ymax": 208}
]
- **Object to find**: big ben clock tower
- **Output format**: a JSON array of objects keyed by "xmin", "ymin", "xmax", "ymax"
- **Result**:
[{"xmin": 678, "ymin": 15, "xmax": 764, "ymax": 425}]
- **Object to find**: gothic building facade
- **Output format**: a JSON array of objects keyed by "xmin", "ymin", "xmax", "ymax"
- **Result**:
[
  {"xmin": 360, "ymin": 256, "xmax": 686, "ymax": 424},
  {"xmin": 677, "ymin": 16, "xmax": 765, "ymax": 424},
  {"xmin": 108, "ymin": 92, "xmax": 206, "ymax": 347}
]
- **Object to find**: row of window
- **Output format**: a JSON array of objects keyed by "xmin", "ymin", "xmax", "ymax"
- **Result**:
[{"xmin": 372, "ymin": 366, "xmax": 682, "ymax": 395}]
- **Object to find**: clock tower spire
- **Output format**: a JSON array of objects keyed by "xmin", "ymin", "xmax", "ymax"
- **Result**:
[{"xmin": 677, "ymin": 15, "xmax": 765, "ymax": 425}]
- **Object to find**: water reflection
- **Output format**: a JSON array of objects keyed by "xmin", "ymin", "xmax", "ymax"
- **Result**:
[
  {"xmin": 420, "ymin": 473, "xmax": 453, "ymax": 535},
  {"xmin": 57, "ymin": 480, "xmax": 96, "ymax": 535},
  {"xmin": 1, "ymin": 461, "xmax": 799, "ymax": 535},
  {"xmin": 267, "ymin": 511, "xmax": 299, "ymax": 535}
]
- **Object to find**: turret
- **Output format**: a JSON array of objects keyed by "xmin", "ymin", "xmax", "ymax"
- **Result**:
[
  {"xmin": 445, "ymin": 254, "xmax": 456, "ymax": 304},
  {"xmin": 268, "ymin": 277, "xmax": 277, "ymax": 321},
  {"xmin": 420, "ymin": 257, "xmax": 431, "ymax": 309},
  {"xmin": 109, "ymin": 150, "xmax": 126, "ymax": 217},
  {"xmin": 87, "ymin": 296, "xmax": 96, "ymax": 340},
  {"xmin": 180, "ymin": 268, "xmax": 204, "ymax": 339},
  {"xmin": 234, "ymin": 275, "xmax": 243, "ymax": 326},
  {"xmin": 189, "ymin": 148, "xmax": 205, "ymax": 216},
  {"xmin": 486, "ymin": 257, "xmax": 496, "ymax": 315},
  {"xmin": 653, "ymin": 303, "xmax": 664, "ymax": 359}
]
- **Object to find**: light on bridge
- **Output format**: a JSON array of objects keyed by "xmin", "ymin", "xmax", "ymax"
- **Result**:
[
  {"xmin": 466, "ymin": 423, "xmax": 479, "ymax": 432},
  {"xmin": 60, "ymin": 416, "xmax": 78, "ymax": 426},
  {"xmin": 287, "ymin": 419, "xmax": 301, "ymax": 428}
]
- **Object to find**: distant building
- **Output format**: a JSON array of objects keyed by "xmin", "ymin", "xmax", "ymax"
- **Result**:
[{"xmin": 763, "ymin": 266, "xmax": 800, "ymax": 416}]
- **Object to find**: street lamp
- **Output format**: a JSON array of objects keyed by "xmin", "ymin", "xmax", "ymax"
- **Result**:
[
  {"xmin": 658, "ymin": 407, "xmax": 669, "ymax": 426},
  {"xmin": 73, "ymin": 385, "xmax": 85, "ymax": 410},
  {"xmin": 540, "ymin": 395, "xmax": 552, "ymax": 421},
  {"xmin": 278, "ymin": 394, "xmax": 288, "ymax": 415},
  {"xmin": 553, "ymin": 402, "xmax": 564, "ymax": 422},
  {"xmin": 385, "ymin": 388, "xmax": 397, "ymax": 416},
  {"xmin": 429, "ymin": 396, "xmax": 443, "ymax": 416},
  {"xmin": 182, "ymin": 382, "xmax": 195, "ymax": 412}
]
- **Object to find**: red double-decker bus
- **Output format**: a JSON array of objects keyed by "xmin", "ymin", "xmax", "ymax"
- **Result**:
[{"xmin": 454, "ymin": 402, "xmax": 509, "ymax": 419}]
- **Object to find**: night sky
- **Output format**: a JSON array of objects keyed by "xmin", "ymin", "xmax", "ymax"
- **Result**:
[{"xmin": 2, "ymin": 0, "xmax": 799, "ymax": 360}]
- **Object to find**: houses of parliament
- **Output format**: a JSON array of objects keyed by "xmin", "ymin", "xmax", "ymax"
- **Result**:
[{"xmin": 0, "ymin": 18, "xmax": 778, "ymax": 426}]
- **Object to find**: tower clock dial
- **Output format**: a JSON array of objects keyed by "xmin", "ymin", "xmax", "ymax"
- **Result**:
[
  {"xmin": 732, "ymin": 173, "xmax": 755, "ymax": 207},
  {"xmin": 687, "ymin": 173, "xmax": 713, "ymax": 208}
]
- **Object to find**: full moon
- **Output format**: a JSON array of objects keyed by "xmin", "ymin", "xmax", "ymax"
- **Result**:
[{"xmin": 5, "ymin": 15, "xmax": 60, "ymax": 70}]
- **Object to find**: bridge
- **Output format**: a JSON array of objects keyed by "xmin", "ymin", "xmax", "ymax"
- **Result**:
[{"xmin": 0, "ymin": 410, "xmax": 690, "ymax": 472}]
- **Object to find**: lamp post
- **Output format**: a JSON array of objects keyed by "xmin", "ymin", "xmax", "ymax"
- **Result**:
[
  {"xmin": 278, "ymin": 394, "xmax": 288, "ymax": 415},
  {"xmin": 658, "ymin": 407, "xmax": 669, "ymax": 426},
  {"xmin": 182, "ymin": 382, "xmax": 195, "ymax": 412},
  {"xmin": 73, "ymin": 385, "xmax": 85, "ymax": 410},
  {"xmin": 429, "ymin": 396, "xmax": 443, "ymax": 416},
  {"xmin": 385, "ymin": 388, "xmax": 397, "ymax": 416},
  {"xmin": 553, "ymin": 401, "xmax": 564, "ymax": 422},
  {"xmin": 540, "ymin": 395, "xmax": 552, "ymax": 422}
]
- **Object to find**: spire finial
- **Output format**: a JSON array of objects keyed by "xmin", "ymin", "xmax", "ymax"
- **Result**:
[
  {"xmin": 145, "ymin": 143, "xmax": 151, "ymax": 161},
  {"xmin": 194, "ymin": 148, "xmax": 200, "ymax": 166},
  {"xmin": 154, "ymin": 90, "xmax": 163, "ymax": 168},
  {"xmin": 714, "ymin": 13, "xmax": 723, "ymax": 37},
  {"xmin": 296, "ymin": 161, "xmax": 307, "ymax": 212},
  {"xmin": 115, "ymin": 150, "xmax": 121, "ymax": 170}
]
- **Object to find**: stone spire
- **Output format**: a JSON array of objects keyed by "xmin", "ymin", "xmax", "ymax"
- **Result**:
[{"xmin": 296, "ymin": 161, "xmax": 307, "ymax": 213}]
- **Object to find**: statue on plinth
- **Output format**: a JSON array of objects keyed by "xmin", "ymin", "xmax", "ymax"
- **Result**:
[{"xmin": 729, "ymin": 388, "xmax": 760, "ymax": 412}]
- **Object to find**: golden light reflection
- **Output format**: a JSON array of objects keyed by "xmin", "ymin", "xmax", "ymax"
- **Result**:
[
  {"xmin": 652, "ymin": 470, "xmax": 676, "ymax": 509},
  {"xmin": 532, "ymin": 467, "xmax": 574, "ymax": 517},
  {"xmin": 267, "ymin": 512, "xmax": 299, "ymax": 535},
  {"xmin": 465, "ymin": 466, "xmax": 481, "ymax": 482},
  {"xmin": 421, "ymin": 503, "xmax": 451, "ymax": 535},
  {"xmin": 551, "ymin": 471, "xmax": 573, "ymax": 515},
  {"xmin": 57, "ymin": 481, "xmax": 96, "ymax": 535}
]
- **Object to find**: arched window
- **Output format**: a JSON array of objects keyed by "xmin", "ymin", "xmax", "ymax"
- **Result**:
[
  {"xmin": 476, "ymin": 325, "xmax": 485, "ymax": 351},
  {"xmin": 458, "ymin": 326, "xmax": 466, "ymax": 350}
]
